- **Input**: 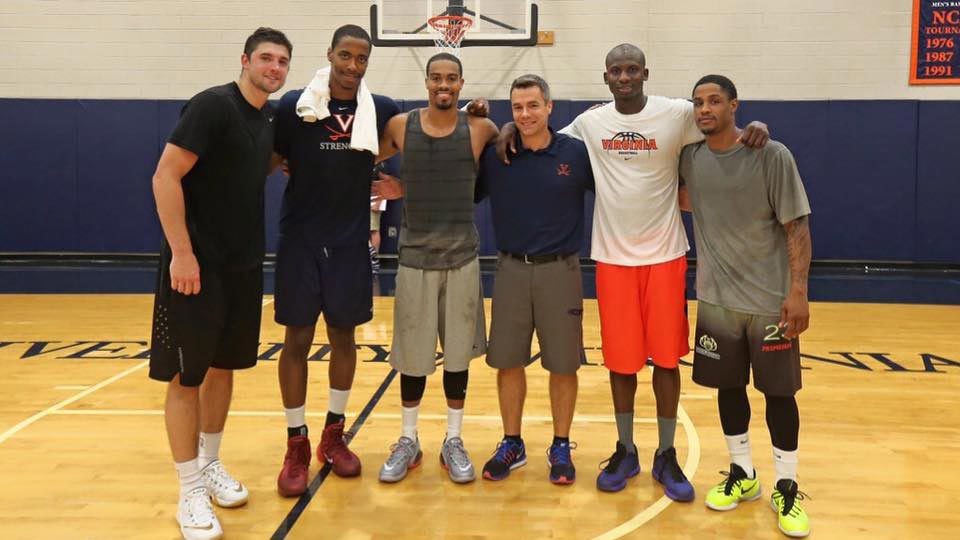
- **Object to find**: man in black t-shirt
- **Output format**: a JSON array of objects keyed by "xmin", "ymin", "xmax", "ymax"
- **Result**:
[{"xmin": 149, "ymin": 27, "xmax": 291, "ymax": 540}]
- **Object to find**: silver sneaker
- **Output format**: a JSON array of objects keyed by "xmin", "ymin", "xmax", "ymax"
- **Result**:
[
  {"xmin": 379, "ymin": 436, "xmax": 422, "ymax": 483},
  {"xmin": 440, "ymin": 436, "xmax": 476, "ymax": 483}
]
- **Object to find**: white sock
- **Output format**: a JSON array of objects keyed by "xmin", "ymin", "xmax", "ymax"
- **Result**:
[
  {"xmin": 175, "ymin": 458, "xmax": 204, "ymax": 497},
  {"xmin": 724, "ymin": 432, "xmax": 754, "ymax": 478},
  {"xmin": 285, "ymin": 405, "xmax": 306, "ymax": 428},
  {"xmin": 446, "ymin": 407, "xmax": 464, "ymax": 440},
  {"xmin": 401, "ymin": 405, "xmax": 419, "ymax": 440},
  {"xmin": 198, "ymin": 431, "xmax": 223, "ymax": 470},
  {"xmin": 773, "ymin": 446, "xmax": 798, "ymax": 484},
  {"xmin": 328, "ymin": 388, "xmax": 350, "ymax": 416}
]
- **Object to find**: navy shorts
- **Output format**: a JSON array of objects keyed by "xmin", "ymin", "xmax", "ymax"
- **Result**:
[
  {"xmin": 149, "ymin": 258, "xmax": 263, "ymax": 387},
  {"xmin": 274, "ymin": 233, "xmax": 373, "ymax": 329}
]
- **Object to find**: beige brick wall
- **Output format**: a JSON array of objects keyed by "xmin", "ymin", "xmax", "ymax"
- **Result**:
[{"xmin": 0, "ymin": 0, "xmax": 956, "ymax": 100}]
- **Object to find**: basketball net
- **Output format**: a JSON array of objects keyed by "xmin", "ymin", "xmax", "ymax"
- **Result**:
[{"xmin": 427, "ymin": 15, "xmax": 473, "ymax": 57}]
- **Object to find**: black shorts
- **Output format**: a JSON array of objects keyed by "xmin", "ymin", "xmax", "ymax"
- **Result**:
[
  {"xmin": 149, "ymin": 259, "xmax": 263, "ymax": 387},
  {"xmin": 274, "ymin": 233, "xmax": 373, "ymax": 328},
  {"xmin": 691, "ymin": 300, "xmax": 802, "ymax": 397}
]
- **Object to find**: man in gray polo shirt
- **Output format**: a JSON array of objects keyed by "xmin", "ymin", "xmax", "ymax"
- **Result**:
[{"xmin": 678, "ymin": 74, "xmax": 812, "ymax": 538}]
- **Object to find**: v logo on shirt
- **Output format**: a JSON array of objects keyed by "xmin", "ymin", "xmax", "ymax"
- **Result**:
[{"xmin": 326, "ymin": 113, "xmax": 355, "ymax": 141}]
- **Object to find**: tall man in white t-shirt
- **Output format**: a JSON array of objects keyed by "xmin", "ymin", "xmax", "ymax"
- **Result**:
[{"xmin": 500, "ymin": 44, "xmax": 768, "ymax": 501}]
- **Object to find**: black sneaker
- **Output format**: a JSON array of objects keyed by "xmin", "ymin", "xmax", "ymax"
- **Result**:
[{"xmin": 481, "ymin": 438, "xmax": 526, "ymax": 481}]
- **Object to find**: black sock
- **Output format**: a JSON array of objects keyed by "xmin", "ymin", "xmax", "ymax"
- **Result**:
[
  {"xmin": 505, "ymin": 434, "xmax": 523, "ymax": 444},
  {"xmin": 288, "ymin": 425, "xmax": 308, "ymax": 439},
  {"xmin": 552, "ymin": 436, "xmax": 570, "ymax": 446},
  {"xmin": 325, "ymin": 411, "xmax": 346, "ymax": 427}
]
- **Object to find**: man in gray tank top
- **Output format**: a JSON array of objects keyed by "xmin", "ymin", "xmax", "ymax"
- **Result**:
[
  {"xmin": 678, "ymin": 75, "xmax": 812, "ymax": 538},
  {"xmin": 374, "ymin": 52, "xmax": 499, "ymax": 484}
]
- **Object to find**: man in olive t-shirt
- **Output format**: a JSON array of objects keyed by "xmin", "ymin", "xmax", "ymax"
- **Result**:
[{"xmin": 678, "ymin": 74, "xmax": 813, "ymax": 539}]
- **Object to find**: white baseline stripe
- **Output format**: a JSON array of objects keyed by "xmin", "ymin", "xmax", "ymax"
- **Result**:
[
  {"xmin": 49, "ymin": 409, "xmax": 662, "ymax": 425},
  {"xmin": 0, "ymin": 361, "xmax": 149, "ymax": 445},
  {"xmin": 591, "ymin": 404, "xmax": 701, "ymax": 540}
]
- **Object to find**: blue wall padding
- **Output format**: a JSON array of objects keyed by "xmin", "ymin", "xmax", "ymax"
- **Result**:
[
  {"xmin": 916, "ymin": 101, "xmax": 960, "ymax": 263},
  {"xmin": 821, "ymin": 101, "xmax": 916, "ymax": 260},
  {"xmin": 0, "ymin": 100, "xmax": 79, "ymax": 251},
  {"xmin": 0, "ymin": 98, "xmax": 956, "ymax": 263},
  {"xmin": 76, "ymin": 100, "xmax": 162, "ymax": 252}
]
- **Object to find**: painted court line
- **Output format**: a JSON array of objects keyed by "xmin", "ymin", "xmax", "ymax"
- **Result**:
[
  {"xmin": 0, "ymin": 360, "xmax": 149, "ymax": 445},
  {"xmin": 270, "ymin": 368, "xmax": 398, "ymax": 540},
  {"xmin": 591, "ymin": 404, "xmax": 701, "ymax": 540},
  {"xmin": 35, "ymin": 375, "xmax": 698, "ymax": 539},
  {"xmin": 49, "ymin": 409, "xmax": 666, "ymax": 425}
]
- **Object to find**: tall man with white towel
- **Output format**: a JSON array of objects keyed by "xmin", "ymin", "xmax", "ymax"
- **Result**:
[{"xmin": 271, "ymin": 24, "xmax": 401, "ymax": 496}]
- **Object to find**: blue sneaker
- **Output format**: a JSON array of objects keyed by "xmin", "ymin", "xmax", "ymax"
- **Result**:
[
  {"xmin": 547, "ymin": 440, "xmax": 577, "ymax": 485},
  {"xmin": 651, "ymin": 447, "xmax": 695, "ymax": 501},
  {"xmin": 596, "ymin": 441, "xmax": 640, "ymax": 492},
  {"xmin": 482, "ymin": 438, "xmax": 526, "ymax": 481}
]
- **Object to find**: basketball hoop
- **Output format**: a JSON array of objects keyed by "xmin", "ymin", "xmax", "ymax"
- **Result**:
[{"xmin": 427, "ymin": 15, "xmax": 473, "ymax": 56}]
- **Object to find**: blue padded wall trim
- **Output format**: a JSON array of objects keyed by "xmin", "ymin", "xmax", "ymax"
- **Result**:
[
  {"xmin": 916, "ymin": 101, "xmax": 960, "ymax": 263},
  {"xmin": 0, "ymin": 97, "xmax": 957, "ymax": 264}
]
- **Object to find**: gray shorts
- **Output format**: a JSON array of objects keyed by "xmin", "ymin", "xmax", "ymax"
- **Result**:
[
  {"xmin": 486, "ymin": 253, "xmax": 584, "ymax": 375},
  {"xmin": 692, "ymin": 300, "xmax": 802, "ymax": 396},
  {"xmin": 390, "ymin": 258, "xmax": 486, "ymax": 376}
]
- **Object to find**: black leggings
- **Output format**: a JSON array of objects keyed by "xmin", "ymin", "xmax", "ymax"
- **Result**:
[
  {"xmin": 717, "ymin": 387, "xmax": 799, "ymax": 451},
  {"xmin": 399, "ymin": 370, "xmax": 469, "ymax": 402}
]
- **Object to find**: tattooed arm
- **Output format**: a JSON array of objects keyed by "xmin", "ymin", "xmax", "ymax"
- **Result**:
[{"xmin": 780, "ymin": 215, "xmax": 811, "ymax": 338}]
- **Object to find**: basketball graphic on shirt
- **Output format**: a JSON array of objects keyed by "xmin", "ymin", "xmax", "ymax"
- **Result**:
[{"xmin": 600, "ymin": 131, "xmax": 658, "ymax": 160}]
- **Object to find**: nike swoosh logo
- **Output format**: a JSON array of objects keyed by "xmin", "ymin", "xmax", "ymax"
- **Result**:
[{"xmin": 739, "ymin": 439, "xmax": 748, "ymax": 444}]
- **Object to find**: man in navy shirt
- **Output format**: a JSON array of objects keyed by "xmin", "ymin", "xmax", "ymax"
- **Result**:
[
  {"xmin": 271, "ymin": 24, "xmax": 400, "ymax": 496},
  {"xmin": 475, "ymin": 74, "xmax": 594, "ymax": 485}
]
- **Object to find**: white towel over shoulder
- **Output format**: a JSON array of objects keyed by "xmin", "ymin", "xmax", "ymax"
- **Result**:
[{"xmin": 295, "ymin": 66, "xmax": 379, "ymax": 154}]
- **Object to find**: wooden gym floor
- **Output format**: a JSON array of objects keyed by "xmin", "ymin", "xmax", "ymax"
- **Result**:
[{"xmin": 0, "ymin": 294, "xmax": 958, "ymax": 539}]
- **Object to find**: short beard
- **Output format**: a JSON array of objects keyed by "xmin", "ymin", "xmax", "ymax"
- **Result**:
[
  {"xmin": 434, "ymin": 100, "xmax": 453, "ymax": 110},
  {"xmin": 252, "ymin": 77, "xmax": 280, "ymax": 95}
]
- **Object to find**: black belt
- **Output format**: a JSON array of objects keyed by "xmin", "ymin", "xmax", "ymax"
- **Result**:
[{"xmin": 502, "ymin": 251, "xmax": 574, "ymax": 265}]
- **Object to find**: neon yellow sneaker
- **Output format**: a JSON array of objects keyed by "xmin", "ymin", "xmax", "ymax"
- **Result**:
[
  {"xmin": 770, "ymin": 479, "xmax": 810, "ymax": 538},
  {"xmin": 705, "ymin": 463, "xmax": 762, "ymax": 511}
]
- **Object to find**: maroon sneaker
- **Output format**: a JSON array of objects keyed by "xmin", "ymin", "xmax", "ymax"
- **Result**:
[
  {"xmin": 319, "ymin": 420, "xmax": 361, "ymax": 477},
  {"xmin": 277, "ymin": 435, "xmax": 311, "ymax": 497}
]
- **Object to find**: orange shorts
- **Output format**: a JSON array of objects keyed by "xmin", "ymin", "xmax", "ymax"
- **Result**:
[{"xmin": 596, "ymin": 256, "xmax": 690, "ymax": 373}]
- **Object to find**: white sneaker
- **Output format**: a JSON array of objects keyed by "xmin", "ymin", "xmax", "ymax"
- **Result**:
[
  {"xmin": 177, "ymin": 487, "xmax": 223, "ymax": 540},
  {"xmin": 201, "ymin": 459, "xmax": 249, "ymax": 508}
]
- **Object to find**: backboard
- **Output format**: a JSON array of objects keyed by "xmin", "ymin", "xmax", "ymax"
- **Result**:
[{"xmin": 370, "ymin": 0, "xmax": 538, "ymax": 48}]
